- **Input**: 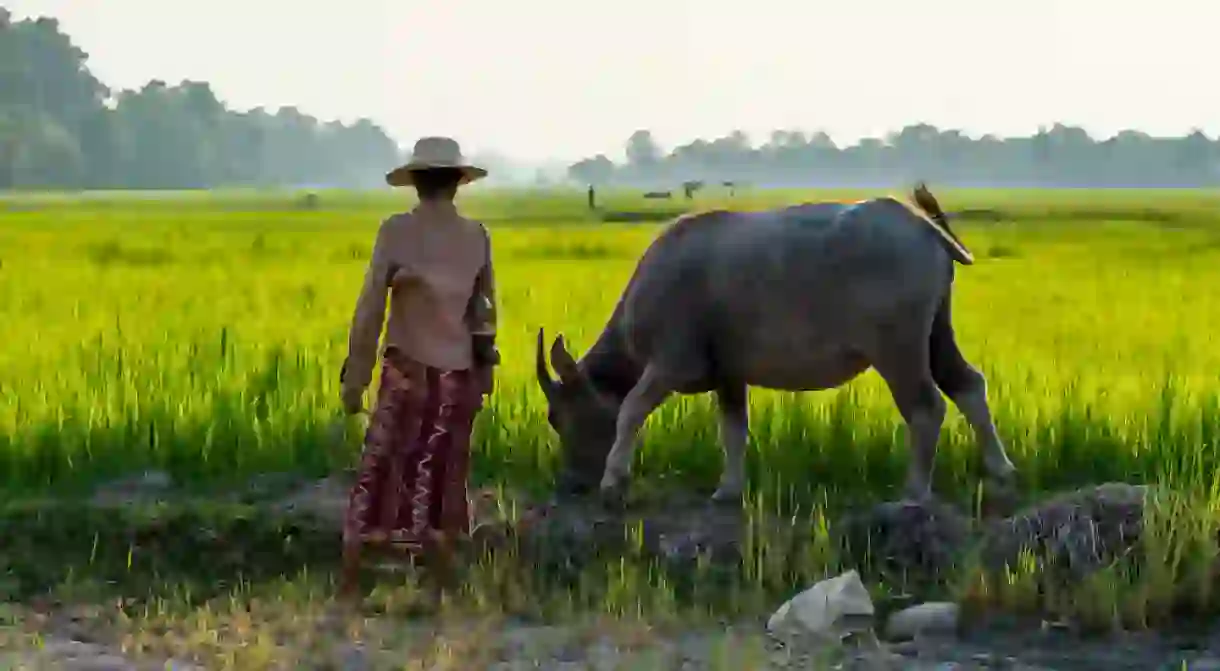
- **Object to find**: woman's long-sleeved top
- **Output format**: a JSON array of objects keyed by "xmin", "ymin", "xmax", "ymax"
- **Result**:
[{"xmin": 342, "ymin": 199, "xmax": 497, "ymax": 393}]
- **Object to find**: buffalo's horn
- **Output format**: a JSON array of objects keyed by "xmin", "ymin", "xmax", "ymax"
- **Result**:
[{"xmin": 536, "ymin": 328, "xmax": 556, "ymax": 398}]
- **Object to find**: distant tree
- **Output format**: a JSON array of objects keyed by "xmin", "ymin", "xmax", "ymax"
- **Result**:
[
  {"xmin": 568, "ymin": 123, "xmax": 1220, "ymax": 188},
  {"xmin": 1176, "ymin": 129, "xmax": 1215, "ymax": 183},
  {"xmin": 6, "ymin": 10, "xmax": 1220, "ymax": 190},
  {"xmin": 0, "ymin": 11, "xmax": 404, "ymax": 190},
  {"xmin": 567, "ymin": 154, "xmax": 615, "ymax": 185},
  {"xmin": 0, "ymin": 110, "xmax": 21, "ymax": 188},
  {"xmin": 17, "ymin": 115, "xmax": 84, "ymax": 186},
  {"xmin": 625, "ymin": 130, "xmax": 662, "ymax": 171}
]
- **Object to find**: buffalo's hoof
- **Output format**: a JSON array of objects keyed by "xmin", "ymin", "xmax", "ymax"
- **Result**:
[
  {"xmin": 709, "ymin": 488, "xmax": 743, "ymax": 507},
  {"xmin": 555, "ymin": 472, "xmax": 594, "ymax": 501},
  {"xmin": 901, "ymin": 493, "xmax": 933, "ymax": 504},
  {"xmin": 598, "ymin": 481, "xmax": 629, "ymax": 512},
  {"xmin": 982, "ymin": 477, "xmax": 1020, "ymax": 519},
  {"xmin": 900, "ymin": 479, "xmax": 935, "ymax": 505}
]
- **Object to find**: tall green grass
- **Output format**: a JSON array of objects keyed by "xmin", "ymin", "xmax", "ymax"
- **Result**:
[{"xmin": 1, "ymin": 188, "xmax": 1218, "ymax": 511}]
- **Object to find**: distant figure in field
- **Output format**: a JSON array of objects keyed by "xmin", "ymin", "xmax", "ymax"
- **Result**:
[
  {"xmin": 682, "ymin": 180, "xmax": 704, "ymax": 200},
  {"xmin": 338, "ymin": 136, "xmax": 499, "ymax": 597},
  {"xmin": 587, "ymin": 184, "xmax": 596, "ymax": 210}
]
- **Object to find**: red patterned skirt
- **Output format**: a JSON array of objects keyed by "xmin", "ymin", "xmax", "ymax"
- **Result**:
[{"xmin": 342, "ymin": 348, "xmax": 482, "ymax": 555}]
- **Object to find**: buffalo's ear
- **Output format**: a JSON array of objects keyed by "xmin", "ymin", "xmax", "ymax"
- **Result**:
[{"xmin": 550, "ymin": 334, "xmax": 582, "ymax": 384}]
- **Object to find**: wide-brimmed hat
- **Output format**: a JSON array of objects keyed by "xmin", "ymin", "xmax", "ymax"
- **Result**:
[{"xmin": 385, "ymin": 136, "xmax": 487, "ymax": 187}]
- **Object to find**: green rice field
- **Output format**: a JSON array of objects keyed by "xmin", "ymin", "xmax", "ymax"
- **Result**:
[
  {"xmin": 4, "ymin": 187, "xmax": 1220, "ymax": 666},
  {"xmin": 2, "ymin": 187, "xmax": 1219, "ymax": 503},
  {"xmin": 2, "ymin": 186, "xmax": 1220, "ymax": 502}
]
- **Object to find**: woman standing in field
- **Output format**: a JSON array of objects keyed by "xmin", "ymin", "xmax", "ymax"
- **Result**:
[{"xmin": 337, "ymin": 136, "xmax": 498, "ymax": 597}]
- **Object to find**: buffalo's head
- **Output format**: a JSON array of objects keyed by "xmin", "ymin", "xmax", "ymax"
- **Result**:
[{"xmin": 535, "ymin": 329, "xmax": 619, "ymax": 496}]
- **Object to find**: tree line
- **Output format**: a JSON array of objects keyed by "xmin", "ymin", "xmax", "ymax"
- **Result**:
[
  {"xmin": 7, "ymin": 6, "xmax": 1219, "ymax": 192},
  {"xmin": 569, "ymin": 124, "xmax": 1220, "ymax": 189},
  {"xmin": 1, "ymin": 8, "xmax": 401, "ymax": 190}
]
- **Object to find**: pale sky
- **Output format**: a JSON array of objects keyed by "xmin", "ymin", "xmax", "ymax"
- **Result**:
[{"xmin": 6, "ymin": 0, "xmax": 1218, "ymax": 162}]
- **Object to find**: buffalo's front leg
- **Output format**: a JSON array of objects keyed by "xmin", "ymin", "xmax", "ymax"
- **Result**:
[
  {"xmin": 600, "ymin": 363, "xmax": 672, "ymax": 508},
  {"xmin": 712, "ymin": 382, "xmax": 748, "ymax": 504}
]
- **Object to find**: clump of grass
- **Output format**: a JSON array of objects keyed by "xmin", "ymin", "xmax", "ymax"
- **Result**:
[
  {"xmin": 985, "ymin": 243, "xmax": 1019, "ymax": 259},
  {"xmin": 955, "ymin": 482, "xmax": 1220, "ymax": 632},
  {"xmin": 511, "ymin": 241, "xmax": 626, "ymax": 260},
  {"xmin": 85, "ymin": 239, "xmax": 176, "ymax": 267}
]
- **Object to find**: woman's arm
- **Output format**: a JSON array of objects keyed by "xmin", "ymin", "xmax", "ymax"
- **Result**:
[
  {"xmin": 467, "ymin": 223, "xmax": 499, "ymax": 368},
  {"xmin": 342, "ymin": 219, "xmax": 395, "ymax": 395}
]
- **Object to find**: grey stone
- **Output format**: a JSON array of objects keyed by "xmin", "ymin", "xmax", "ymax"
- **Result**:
[{"xmin": 884, "ymin": 602, "xmax": 960, "ymax": 641}]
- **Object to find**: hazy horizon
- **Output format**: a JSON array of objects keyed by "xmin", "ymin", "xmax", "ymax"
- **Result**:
[{"xmin": 5, "ymin": 0, "xmax": 1219, "ymax": 163}]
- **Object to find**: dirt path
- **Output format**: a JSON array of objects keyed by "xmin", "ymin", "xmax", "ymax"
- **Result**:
[{"xmin": 10, "ymin": 616, "xmax": 1220, "ymax": 670}]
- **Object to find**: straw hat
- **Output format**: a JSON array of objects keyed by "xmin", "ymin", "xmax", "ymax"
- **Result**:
[{"xmin": 385, "ymin": 136, "xmax": 488, "ymax": 187}]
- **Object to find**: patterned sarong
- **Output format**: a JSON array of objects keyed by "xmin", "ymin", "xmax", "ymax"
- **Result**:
[{"xmin": 342, "ymin": 347, "xmax": 482, "ymax": 554}]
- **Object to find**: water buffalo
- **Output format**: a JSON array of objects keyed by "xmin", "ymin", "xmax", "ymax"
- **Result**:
[{"xmin": 536, "ymin": 184, "xmax": 1017, "ymax": 507}]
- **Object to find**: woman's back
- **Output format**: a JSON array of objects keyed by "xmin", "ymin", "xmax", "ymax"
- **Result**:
[
  {"xmin": 344, "ymin": 199, "xmax": 493, "ymax": 390},
  {"xmin": 380, "ymin": 203, "xmax": 490, "ymax": 370}
]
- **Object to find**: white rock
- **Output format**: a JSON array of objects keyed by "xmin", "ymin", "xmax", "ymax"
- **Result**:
[
  {"xmin": 884, "ymin": 602, "xmax": 960, "ymax": 641},
  {"xmin": 766, "ymin": 570, "xmax": 875, "ymax": 642}
]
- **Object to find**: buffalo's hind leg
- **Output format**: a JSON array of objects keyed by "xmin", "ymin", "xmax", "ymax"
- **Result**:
[
  {"xmin": 929, "ymin": 296, "xmax": 1017, "ymax": 514},
  {"xmin": 600, "ymin": 362, "xmax": 673, "ymax": 508},
  {"xmin": 871, "ymin": 333, "xmax": 947, "ymax": 503}
]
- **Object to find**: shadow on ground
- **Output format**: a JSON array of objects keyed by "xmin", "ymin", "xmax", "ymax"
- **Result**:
[{"xmin": 1, "ymin": 500, "xmax": 342, "ymax": 605}]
